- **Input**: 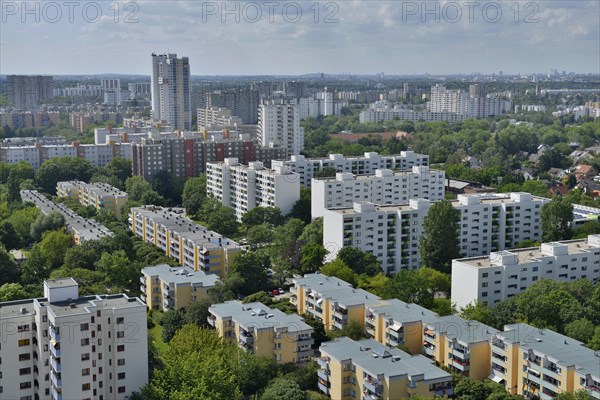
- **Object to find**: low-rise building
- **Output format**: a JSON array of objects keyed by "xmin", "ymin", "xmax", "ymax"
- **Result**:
[
  {"xmin": 323, "ymin": 193, "xmax": 548, "ymax": 274},
  {"xmin": 490, "ymin": 323, "xmax": 600, "ymax": 399},
  {"xmin": 57, "ymin": 181, "xmax": 128, "ymax": 217},
  {"xmin": 129, "ymin": 206, "xmax": 241, "ymax": 277},
  {"xmin": 140, "ymin": 264, "xmax": 220, "ymax": 311},
  {"xmin": 311, "ymin": 166, "xmax": 445, "ymax": 219},
  {"xmin": 21, "ymin": 190, "xmax": 113, "ymax": 244},
  {"xmin": 290, "ymin": 273, "xmax": 381, "ymax": 331},
  {"xmin": 207, "ymin": 300, "xmax": 314, "ymax": 365},
  {"xmin": 271, "ymin": 151, "xmax": 429, "ymax": 187},
  {"xmin": 0, "ymin": 278, "xmax": 148, "ymax": 400},
  {"xmin": 317, "ymin": 337, "xmax": 454, "ymax": 399},
  {"xmin": 452, "ymin": 235, "xmax": 600, "ymax": 308},
  {"xmin": 206, "ymin": 158, "xmax": 300, "ymax": 220}
]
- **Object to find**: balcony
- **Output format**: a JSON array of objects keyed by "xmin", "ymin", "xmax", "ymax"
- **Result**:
[
  {"xmin": 140, "ymin": 276, "xmax": 146, "ymax": 284},
  {"xmin": 449, "ymin": 357, "xmax": 470, "ymax": 371},
  {"xmin": 364, "ymin": 378, "xmax": 383, "ymax": 395},
  {"xmin": 50, "ymin": 357, "xmax": 61, "ymax": 373},
  {"xmin": 207, "ymin": 316, "xmax": 216, "ymax": 327},
  {"xmin": 51, "ymin": 387, "xmax": 62, "ymax": 400},
  {"xmin": 51, "ymin": 371, "xmax": 62, "ymax": 388},
  {"xmin": 317, "ymin": 357, "xmax": 329, "ymax": 370},
  {"xmin": 434, "ymin": 386, "xmax": 454, "ymax": 397},
  {"xmin": 318, "ymin": 381, "xmax": 329, "ymax": 395},
  {"xmin": 50, "ymin": 343, "xmax": 61, "ymax": 358},
  {"xmin": 586, "ymin": 385, "xmax": 600, "ymax": 400},
  {"xmin": 239, "ymin": 331, "xmax": 254, "ymax": 344},
  {"xmin": 317, "ymin": 368, "xmax": 329, "ymax": 381},
  {"xmin": 423, "ymin": 344, "xmax": 436, "ymax": 357}
]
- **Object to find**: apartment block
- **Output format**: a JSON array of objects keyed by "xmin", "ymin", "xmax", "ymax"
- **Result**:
[
  {"xmin": 365, "ymin": 299, "xmax": 438, "ymax": 354},
  {"xmin": 207, "ymin": 301, "xmax": 314, "ymax": 365},
  {"xmin": 131, "ymin": 131, "xmax": 286, "ymax": 181},
  {"xmin": 197, "ymin": 107, "xmax": 244, "ymax": 129},
  {"xmin": 290, "ymin": 273, "xmax": 381, "ymax": 331},
  {"xmin": 311, "ymin": 166, "xmax": 446, "ymax": 219},
  {"xmin": 422, "ymin": 315, "xmax": 498, "ymax": 380},
  {"xmin": 0, "ymin": 142, "xmax": 131, "ymax": 170},
  {"xmin": 0, "ymin": 278, "xmax": 147, "ymax": 400},
  {"xmin": 323, "ymin": 193, "xmax": 548, "ymax": 274},
  {"xmin": 57, "ymin": 181, "xmax": 128, "ymax": 218},
  {"xmin": 452, "ymin": 235, "xmax": 600, "ymax": 308},
  {"xmin": 490, "ymin": 323, "xmax": 600, "ymax": 399},
  {"xmin": 206, "ymin": 158, "xmax": 300, "ymax": 220},
  {"xmin": 151, "ymin": 53, "xmax": 191, "ymax": 130},
  {"xmin": 21, "ymin": 190, "xmax": 113, "ymax": 244},
  {"xmin": 140, "ymin": 264, "xmax": 220, "ymax": 311},
  {"xmin": 258, "ymin": 100, "xmax": 304, "ymax": 155},
  {"xmin": 7, "ymin": 75, "xmax": 54, "ymax": 110},
  {"xmin": 271, "ymin": 151, "xmax": 429, "ymax": 188},
  {"xmin": 129, "ymin": 206, "xmax": 240, "ymax": 277},
  {"xmin": 359, "ymin": 103, "xmax": 468, "ymax": 123},
  {"xmin": 317, "ymin": 337, "xmax": 453, "ymax": 399}
]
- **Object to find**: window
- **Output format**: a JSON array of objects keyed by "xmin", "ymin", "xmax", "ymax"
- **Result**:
[
  {"xmin": 18, "ymin": 339, "xmax": 30, "ymax": 347},
  {"xmin": 118, "ymin": 372, "xmax": 126, "ymax": 380},
  {"xmin": 81, "ymin": 323, "xmax": 89, "ymax": 331},
  {"xmin": 17, "ymin": 325, "xmax": 29, "ymax": 332},
  {"xmin": 19, "ymin": 353, "xmax": 31, "ymax": 361},
  {"xmin": 116, "ymin": 317, "xmax": 124, "ymax": 324},
  {"xmin": 117, "ymin": 331, "xmax": 125, "ymax": 339},
  {"xmin": 117, "ymin": 359, "xmax": 125, "ymax": 366},
  {"xmin": 118, "ymin": 386, "xmax": 126, "ymax": 394},
  {"xmin": 82, "ymin": 383, "xmax": 91, "ymax": 391},
  {"xmin": 81, "ymin": 338, "xmax": 90, "ymax": 346},
  {"xmin": 117, "ymin": 345, "xmax": 125, "ymax": 352},
  {"xmin": 82, "ymin": 368, "xmax": 90, "ymax": 376},
  {"xmin": 81, "ymin": 353, "xmax": 90, "ymax": 361},
  {"xmin": 19, "ymin": 367, "xmax": 31, "ymax": 375},
  {"xmin": 20, "ymin": 382, "xmax": 32, "ymax": 389}
]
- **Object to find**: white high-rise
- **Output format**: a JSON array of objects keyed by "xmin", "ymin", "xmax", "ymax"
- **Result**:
[
  {"xmin": 151, "ymin": 53, "xmax": 191, "ymax": 130},
  {"xmin": 258, "ymin": 100, "xmax": 304, "ymax": 155}
]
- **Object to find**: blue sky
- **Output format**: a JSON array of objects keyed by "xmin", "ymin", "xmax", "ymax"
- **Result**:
[{"xmin": 1, "ymin": 0, "xmax": 599, "ymax": 75}]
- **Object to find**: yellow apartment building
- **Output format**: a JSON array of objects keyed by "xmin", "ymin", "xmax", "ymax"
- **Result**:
[
  {"xmin": 208, "ymin": 301, "xmax": 314, "ymax": 365},
  {"xmin": 290, "ymin": 273, "xmax": 381, "ymax": 331},
  {"xmin": 130, "ymin": 206, "xmax": 241, "ymax": 278},
  {"xmin": 318, "ymin": 337, "xmax": 454, "ymax": 399},
  {"xmin": 57, "ymin": 180, "xmax": 128, "ymax": 217},
  {"xmin": 140, "ymin": 264, "xmax": 220, "ymax": 311}
]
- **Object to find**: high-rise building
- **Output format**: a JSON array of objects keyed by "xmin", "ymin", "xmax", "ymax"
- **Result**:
[
  {"xmin": 0, "ymin": 278, "xmax": 148, "ymax": 400},
  {"xmin": 151, "ymin": 53, "xmax": 191, "ymax": 130},
  {"xmin": 205, "ymin": 88, "xmax": 259, "ymax": 124},
  {"xmin": 6, "ymin": 75, "xmax": 54, "ymax": 110},
  {"xmin": 258, "ymin": 100, "xmax": 304, "ymax": 155}
]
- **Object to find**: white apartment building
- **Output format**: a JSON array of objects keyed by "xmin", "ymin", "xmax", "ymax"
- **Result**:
[
  {"xmin": 311, "ymin": 166, "xmax": 446, "ymax": 219},
  {"xmin": 129, "ymin": 206, "xmax": 241, "ymax": 277},
  {"xmin": 151, "ymin": 53, "xmax": 191, "ymax": 130},
  {"xmin": 0, "ymin": 278, "xmax": 148, "ymax": 400},
  {"xmin": 197, "ymin": 107, "xmax": 243, "ymax": 129},
  {"xmin": 427, "ymin": 84, "xmax": 512, "ymax": 118},
  {"xmin": 323, "ymin": 193, "xmax": 548, "ymax": 274},
  {"xmin": 258, "ymin": 100, "xmax": 304, "ymax": 155},
  {"xmin": 452, "ymin": 235, "xmax": 600, "ymax": 308},
  {"xmin": 271, "ymin": 151, "xmax": 429, "ymax": 188},
  {"xmin": 206, "ymin": 158, "xmax": 300, "ymax": 220},
  {"xmin": 359, "ymin": 102, "xmax": 468, "ymax": 124}
]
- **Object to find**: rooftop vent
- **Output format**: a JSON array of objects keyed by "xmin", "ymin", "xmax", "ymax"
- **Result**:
[{"xmin": 20, "ymin": 307, "xmax": 27, "ymax": 314}]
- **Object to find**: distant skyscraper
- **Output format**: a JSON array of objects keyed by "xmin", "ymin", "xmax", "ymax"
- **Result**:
[
  {"xmin": 151, "ymin": 53, "xmax": 191, "ymax": 130},
  {"xmin": 6, "ymin": 75, "xmax": 54, "ymax": 110},
  {"xmin": 258, "ymin": 100, "xmax": 304, "ymax": 155}
]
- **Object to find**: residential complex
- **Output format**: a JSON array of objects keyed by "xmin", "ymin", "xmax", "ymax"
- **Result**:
[
  {"xmin": 140, "ymin": 264, "xmax": 220, "ymax": 311},
  {"xmin": 271, "ymin": 151, "xmax": 429, "ymax": 187},
  {"xmin": 205, "ymin": 88, "xmax": 260, "ymax": 124},
  {"xmin": 6, "ymin": 75, "xmax": 54, "ymax": 110},
  {"xmin": 258, "ymin": 100, "xmax": 304, "ymax": 155},
  {"xmin": 130, "ymin": 130, "xmax": 286, "ymax": 181},
  {"xmin": 0, "ymin": 141, "xmax": 132, "ymax": 169},
  {"xmin": 451, "ymin": 235, "xmax": 600, "ymax": 308},
  {"xmin": 490, "ymin": 323, "xmax": 600, "ymax": 399},
  {"xmin": 428, "ymin": 84, "xmax": 512, "ymax": 118},
  {"xmin": 21, "ymin": 190, "xmax": 113, "ymax": 244},
  {"xmin": 317, "ymin": 337, "xmax": 454, "ymax": 399},
  {"xmin": 57, "ymin": 181, "xmax": 128, "ymax": 218},
  {"xmin": 0, "ymin": 278, "xmax": 148, "ymax": 400},
  {"xmin": 323, "ymin": 193, "xmax": 548, "ymax": 274},
  {"xmin": 151, "ymin": 53, "xmax": 192, "ymax": 130},
  {"xmin": 0, "ymin": 110, "xmax": 60, "ymax": 129},
  {"xmin": 290, "ymin": 273, "xmax": 381, "ymax": 331},
  {"xmin": 129, "ymin": 206, "xmax": 241, "ymax": 277},
  {"xmin": 206, "ymin": 158, "xmax": 300, "ymax": 220},
  {"xmin": 359, "ymin": 101, "xmax": 468, "ymax": 124},
  {"xmin": 311, "ymin": 166, "xmax": 446, "ymax": 219},
  {"xmin": 197, "ymin": 106, "xmax": 244, "ymax": 130},
  {"xmin": 207, "ymin": 301, "xmax": 314, "ymax": 365}
]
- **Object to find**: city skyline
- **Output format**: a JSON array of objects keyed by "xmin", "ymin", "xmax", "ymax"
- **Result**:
[{"xmin": 1, "ymin": 1, "xmax": 599, "ymax": 75}]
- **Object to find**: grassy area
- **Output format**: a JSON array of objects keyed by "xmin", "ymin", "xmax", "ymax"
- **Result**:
[{"xmin": 149, "ymin": 312, "xmax": 169, "ymax": 357}]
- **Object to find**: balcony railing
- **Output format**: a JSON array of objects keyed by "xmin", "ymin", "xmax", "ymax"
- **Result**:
[
  {"xmin": 317, "ymin": 357, "xmax": 329, "ymax": 370},
  {"xmin": 364, "ymin": 378, "xmax": 383, "ymax": 394},
  {"xmin": 207, "ymin": 316, "xmax": 216, "ymax": 327}
]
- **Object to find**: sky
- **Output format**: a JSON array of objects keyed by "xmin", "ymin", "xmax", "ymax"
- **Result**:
[{"xmin": 1, "ymin": 0, "xmax": 599, "ymax": 76}]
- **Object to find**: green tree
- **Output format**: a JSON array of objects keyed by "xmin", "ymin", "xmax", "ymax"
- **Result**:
[
  {"xmin": 378, "ymin": 270, "xmax": 434, "ymax": 309},
  {"xmin": 289, "ymin": 187, "xmax": 311, "ymax": 223},
  {"xmin": 336, "ymin": 247, "xmax": 380, "ymax": 276},
  {"xmin": 564, "ymin": 318, "xmax": 595, "ymax": 344},
  {"xmin": 0, "ymin": 220, "xmax": 21, "ymax": 250},
  {"xmin": 227, "ymin": 252, "xmax": 270, "ymax": 296},
  {"xmin": 21, "ymin": 245, "xmax": 51, "ymax": 284},
  {"xmin": 460, "ymin": 301, "xmax": 496, "ymax": 327},
  {"xmin": 95, "ymin": 250, "xmax": 138, "ymax": 291},
  {"xmin": 102, "ymin": 157, "xmax": 132, "ymax": 185},
  {"xmin": 161, "ymin": 309, "xmax": 186, "ymax": 343},
  {"xmin": 7, "ymin": 169, "xmax": 21, "ymax": 204},
  {"xmin": 261, "ymin": 378, "xmax": 307, "ymax": 400},
  {"xmin": 125, "ymin": 176, "xmax": 165, "ymax": 204},
  {"xmin": 417, "ymin": 267, "xmax": 451, "ymax": 296},
  {"xmin": 0, "ymin": 282, "xmax": 29, "ymax": 301},
  {"xmin": 0, "ymin": 245, "xmax": 20, "ymax": 285},
  {"xmin": 38, "ymin": 230, "xmax": 71, "ymax": 269},
  {"xmin": 420, "ymin": 199, "xmax": 461, "ymax": 274},
  {"xmin": 588, "ymin": 326, "xmax": 600, "ymax": 350},
  {"xmin": 554, "ymin": 390, "xmax": 596, "ymax": 400},
  {"xmin": 300, "ymin": 242, "xmax": 327, "ymax": 274},
  {"xmin": 182, "ymin": 175, "xmax": 206, "ymax": 216},
  {"xmin": 183, "ymin": 299, "xmax": 213, "ymax": 328},
  {"xmin": 327, "ymin": 319, "xmax": 365, "ymax": 341},
  {"xmin": 321, "ymin": 259, "xmax": 357, "ymax": 287},
  {"xmin": 8, "ymin": 206, "xmax": 39, "ymax": 245},
  {"xmin": 152, "ymin": 170, "xmax": 183, "ymax": 205},
  {"xmin": 541, "ymin": 196, "xmax": 574, "ymax": 242},
  {"xmin": 205, "ymin": 203, "xmax": 238, "ymax": 237},
  {"xmin": 36, "ymin": 157, "xmax": 95, "ymax": 194},
  {"xmin": 241, "ymin": 206, "xmax": 284, "ymax": 228},
  {"xmin": 298, "ymin": 217, "xmax": 323, "ymax": 245},
  {"xmin": 453, "ymin": 378, "xmax": 491, "ymax": 400},
  {"xmin": 246, "ymin": 223, "xmax": 275, "ymax": 246},
  {"xmin": 30, "ymin": 211, "xmax": 65, "ymax": 242}
]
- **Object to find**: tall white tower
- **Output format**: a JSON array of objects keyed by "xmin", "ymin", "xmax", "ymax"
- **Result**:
[{"xmin": 151, "ymin": 53, "xmax": 191, "ymax": 130}]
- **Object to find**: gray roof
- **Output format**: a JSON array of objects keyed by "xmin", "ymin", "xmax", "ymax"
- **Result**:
[
  {"xmin": 424, "ymin": 314, "xmax": 498, "ymax": 345},
  {"xmin": 320, "ymin": 337, "xmax": 451, "ymax": 383},
  {"xmin": 498, "ymin": 323, "xmax": 600, "ymax": 378},
  {"xmin": 141, "ymin": 264, "xmax": 220, "ymax": 287},
  {"xmin": 209, "ymin": 301, "xmax": 312, "ymax": 333},
  {"xmin": 294, "ymin": 273, "xmax": 381, "ymax": 307},
  {"xmin": 368, "ymin": 299, "xmax": 438, "ymax": 325},
  {"xmin": 45, "ymin": 277, "xmax": 78, "ymax": 288}
]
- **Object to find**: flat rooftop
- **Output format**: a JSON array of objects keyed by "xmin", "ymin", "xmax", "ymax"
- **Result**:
[
  {"xmin": 368, "ymin": 299, "xmax": 438, "ymax": 325},
  {"xmin": 313, "ymin": 167, "xmax": 441, "ymax": 182},
  {"xmin": 58, "ymin": 180, "xmax": 127, "ymax": 198},
  {"xmin": 499, "ymin": 323, "xmax": 600, "ymax": 377},
  {"xmin": 209, "ymin": 301, "xmax": 312, "ymax": 333},
  {"xmin": 45, "ymin": 278, "xmax": 78, "ymax": 288},
  {"xmin": 131, "ymin": 206, "xmax": 239, "ymax": 249},
  {"xmin": 48, "ymin": 294, "xmax": 144, "ymax": 317},
  {"xmin": 20, "ymin": 190, "xmax": 113, "ymax": 242},
  {"xmin": 142, "ymin": 264, "xmax": 220, "ymax": 287},
  {"xmin": 423, "ymin": 314, "xmax": 498, "ymax": 345},
  {"xmin": 320, "ymin": 337, "xmax": 451, "ymax": 383},
  {"xmin": 294, "ymin": 273, "xmax": 381, "ymax": 307}
]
